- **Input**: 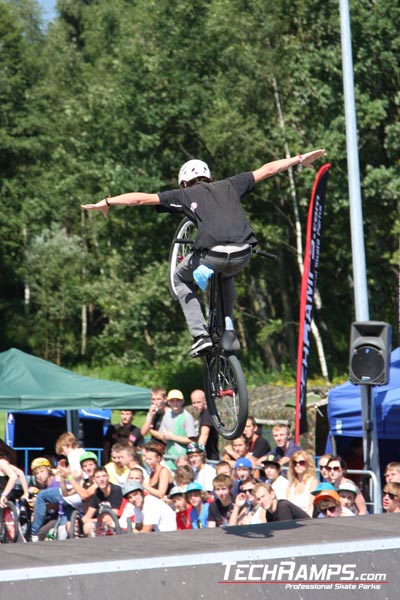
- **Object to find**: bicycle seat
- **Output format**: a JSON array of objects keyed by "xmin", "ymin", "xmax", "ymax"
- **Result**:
[{"xmin": 221, "ymin": 329, "xmax": 241, "ymax": 352}]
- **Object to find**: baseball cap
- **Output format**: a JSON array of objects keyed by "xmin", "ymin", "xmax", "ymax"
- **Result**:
[
  {"xmin": 79, "ymin": 451, "xmax": 98, "ymax": 464},
  {"xmin": 311, "ymin": 482, "xmax": 336, "ymax": 496},
  {"xmin": 313, "ymin": 489, "xmax": 341, "ymax": 505},
  {"xmin": 167, "ymin": 389, "xmax": 184, "ymax": 401},
  {"xmin": 234, "ymin": 457, "xmax": 253, "ymax": 469},
  {"xmin": 261, "ymin": 454, "xmax": 281, "ymax": 468},
  {"xmin": 185, "ymin": 482, "xmax": 203, "ymax": 493},
  {"xmin": 168, "ymin": 486, "xmax": 186, "ymax": 498},
  {"xmin": 122, "ymin": 481, "xmax": 144, "ymax": 497},
  {"xmin": 337, "ymin": 481, "xmax": 358, "ymax": 495},
  {"xmin": 186, "ymin": 442, "xmax": 206, "ymax": 454}
]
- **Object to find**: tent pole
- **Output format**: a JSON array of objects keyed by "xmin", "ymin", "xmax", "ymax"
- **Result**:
[{"xmin": 360, "ymin": 386, "xmax": 381, "ymax": 514}]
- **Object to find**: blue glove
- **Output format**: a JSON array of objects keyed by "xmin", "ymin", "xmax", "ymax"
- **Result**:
[{"xmin": 193, "ymin": 264, "xmax": 214, "ymax": 291}]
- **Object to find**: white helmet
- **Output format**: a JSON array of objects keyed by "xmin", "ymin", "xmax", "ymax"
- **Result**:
[{"xmin": 178, "ymin": 159, "xmax": 211, "ymax": 186}]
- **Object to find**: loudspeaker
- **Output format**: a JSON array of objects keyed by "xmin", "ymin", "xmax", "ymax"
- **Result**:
[{"xmin": 349, "ymin": 321, "xmax": 392, "ymax": 385}]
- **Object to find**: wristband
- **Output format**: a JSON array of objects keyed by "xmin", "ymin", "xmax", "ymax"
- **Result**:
[
  {"xmin": 104, "ymin": 196, "xmax": 111, "ymax": 206},
  {"xmin": 297, "ymin": 154, "xmax": 303, "ymax": 165},
  {"xmin": 66, "ymin": 475, "xmax": 73, "ymax": 481}
]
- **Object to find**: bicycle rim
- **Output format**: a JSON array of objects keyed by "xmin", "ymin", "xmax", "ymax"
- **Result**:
[
  {"xmin": 96, "ymin": 508, "xmax": 121, "ymax": 536},
  {"xmin": 168, "ymin": 217, "xmax": 196, "ymax": 301},
  {"xmin": 204, "ymin": 352, "xmax": 248, "ymax": 439}
]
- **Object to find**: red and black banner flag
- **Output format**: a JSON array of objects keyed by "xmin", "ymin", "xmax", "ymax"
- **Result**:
[{"xmin": 295, "ymin": 164, "xmax": 331, "ymax": 444}]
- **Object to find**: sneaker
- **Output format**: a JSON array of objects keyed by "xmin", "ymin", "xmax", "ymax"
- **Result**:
[
  {"xmin": 189, "ymin": 335, "xmax": 213, "ymax": 358},
  {"xmin": 30, "ymin": 534, "xmax": 39, "ymax": 543}
]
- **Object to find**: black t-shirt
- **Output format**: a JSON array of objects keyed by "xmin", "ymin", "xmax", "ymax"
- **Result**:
[
  {"xmin": 104, "ymin": 423, "xmax": 144, "ymax": 448},
  {"xmin": 198, "ymin": 409, "xmax": 219, "ymax": 461},
  {"xmin": 208, "ymin": 498, "xmax": 233, "ymax": 527},
  {"xmin": 89, "ymin": 483, "xmax": 123, "ymax": 514},
  {"xmin": 266, "ymin": 499, "xmax": 310, "ymax": 522},
  {"xmin": 158, "ymin": 173, "xmax": 257, "ymax": 251},
  {"xmin": 249, "ymin": 435, "xmax": 271, "ymax": 459}
]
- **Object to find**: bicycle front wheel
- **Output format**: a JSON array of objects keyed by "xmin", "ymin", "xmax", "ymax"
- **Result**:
[
  {"xmin": 69, "ymin": 510, "xmax": 84, "ymax": 539},
  {"xmin": 204, "ymin": 352, "xmax": 248, "ymax": 440},
  {"xmin": 168, "ymin": 217, "xmax": 196, "ymax": 301}
]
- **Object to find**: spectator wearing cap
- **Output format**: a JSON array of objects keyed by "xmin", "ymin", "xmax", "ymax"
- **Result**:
[
  {"xmin": 187, "ymin": 442, "xmax": 216, "ymax": 493},
  {"xmin": 325, "ymin": 456, "xmax": 367, "ymax": 515},
  {"xmin": 208, "ymin": 474, "xmax": 234, "ymax": 527},
  {"xmin": 243, "ymin": 417, "xmax": 271, "ymax": 467},
  {"xmin": 337, "ymin": 481, "xmax": 360, "ymax": 515},
  {"xmin": 313, "ymin": 488, "xmax": 354, "ymax": 518},
  {"xmin": 185, "ymin": 482, "xmax": 210, "ymax": 528},
  {"xmin": 191, "ymin": 389, "xmax": 220, "ymax": 461},
  {"xmin": 168, "ymin": 486, "xmax": 192, "ymax": 529},
  {"xmin": 254, "ymin": 482, "xmax": 310, "ymax": 522},
  {"xmin": 231, "ymin": 457, "xmax": 253, "ymax": 497},
  {"xmin": 259, "ymin": 454, "xmax": 289, "ymax": 500},
  {"xmin": 382, "ymin": 482, "xmax": 400, "ymax": 513},
  {"xmin": 159, "ymin": 389, "xmax": 196, "ymax": 470},
  {"xmin": 119, "ymin": 481, "xmax": 177, "ymax": 532}
]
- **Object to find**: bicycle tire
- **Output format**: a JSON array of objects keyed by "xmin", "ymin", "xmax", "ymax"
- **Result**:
[
  {"xmin": 96, "ymin": 507, "xmax": 121, "ymax": 536},
  {"xmin": 0, "ymin": 501, "xmax": 19, "ymax": 544},
  {"xmin": 168, "ymin": 217, "xmax": 196, "ymax": 301},
  {"xmin": 69, "ymin": 509, "xmax": 84, "ymax": 539},
  {"xmin": 204, "ymin": 352, "xmax": 248, "ymax": 440}
]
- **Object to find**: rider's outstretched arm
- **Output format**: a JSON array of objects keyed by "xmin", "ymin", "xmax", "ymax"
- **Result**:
[
  {"xmin": 252, "ymin": 149, "xmax": 326, "ymax": 183},
  {"xmin": 81, "ymin": 192, "xmax": 160, "ymax": 218}
]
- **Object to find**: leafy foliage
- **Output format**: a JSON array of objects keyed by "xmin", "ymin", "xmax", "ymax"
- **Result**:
[{"xmin": 0, "ymin": 0, "xmax": 399, "ymax": 388}]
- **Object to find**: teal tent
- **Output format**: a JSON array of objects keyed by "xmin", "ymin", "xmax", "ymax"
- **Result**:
[{"xmin": 0, "ymin": 348, "xmax": 151, "ymax": 410}]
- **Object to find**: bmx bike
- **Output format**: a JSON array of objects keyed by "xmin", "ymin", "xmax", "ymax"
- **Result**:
[
  {"xmin": 168, "ymin": 217, "xmax": 255, "ymax": 439},
  {"xmin": 0, "ymin": 500, "xmax": 19, "ymax": 543}
]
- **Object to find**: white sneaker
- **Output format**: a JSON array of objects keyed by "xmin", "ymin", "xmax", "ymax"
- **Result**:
[
  {"xmin": 189, "ymin": 335, "xmax": 212, "ymax": 358},
  {"xmin": 31, "ymin": 535, "xmax": 39, "ymax": 543}
]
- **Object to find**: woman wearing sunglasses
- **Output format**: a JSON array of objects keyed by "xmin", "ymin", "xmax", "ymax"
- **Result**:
[
  {"xmin": 326, "ymin": 456, "xmax": 367, "ymax": 515},
  {"xmin": 286, "ymin": 451, "xmax": 318, "ymax": 517},
  {"xmin": 382, "ymin": 482, "xmax": 400, "ymax": 513}
]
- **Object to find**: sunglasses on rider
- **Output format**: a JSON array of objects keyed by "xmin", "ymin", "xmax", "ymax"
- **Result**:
[
  {"xmin": 293, "ymin": 460, "xmax": 307, "ymax": 466},
  {"xmin": 320, "ymin": 505, "xmax": 338, "ymax": 515},
  {"xmin": 382, "ymin": 490, "xmax": 397, "ymax": 500}
]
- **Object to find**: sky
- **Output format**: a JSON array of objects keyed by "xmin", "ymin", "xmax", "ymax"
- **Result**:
[{"xmin": 38, "ymin": 0, "xmax": 57, "ymax": 22}]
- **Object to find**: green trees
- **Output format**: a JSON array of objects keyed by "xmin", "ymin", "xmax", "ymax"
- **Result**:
[{"xmin": 0, "ymin": 0, "xmax": 399, "ymax": 385}]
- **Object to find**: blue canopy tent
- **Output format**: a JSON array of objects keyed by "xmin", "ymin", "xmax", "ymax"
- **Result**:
[{"xmin": 327, "ymin": 347, "xmax": 400, "ymax": 473}]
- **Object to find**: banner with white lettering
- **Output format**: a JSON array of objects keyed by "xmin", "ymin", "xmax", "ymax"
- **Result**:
[{"xmin": 295, "ymin": 164, "xmax": 331, "ymax": 444}]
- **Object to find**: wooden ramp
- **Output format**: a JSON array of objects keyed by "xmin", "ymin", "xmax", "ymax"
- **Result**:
[{"xmin": 0, "ymin": 514, "xmax": 398, "ymax": 600}]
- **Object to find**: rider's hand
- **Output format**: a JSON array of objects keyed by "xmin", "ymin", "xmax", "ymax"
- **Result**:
[
  {"xmin": 81, "ymin": 198, "xmax": 110, "ymax": 219},
  {"xmin": 0, "ymin": 495, "xmax": 8, "ymax": 508},
  {"xmin": 301, "ymin": 149, "xmax": 327, "ymax": 168}
]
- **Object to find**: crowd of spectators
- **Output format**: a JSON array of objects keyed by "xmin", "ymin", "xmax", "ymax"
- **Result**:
[{"xmin": 1, "ymin": 387, "xmax": 399, "ymax": 542}]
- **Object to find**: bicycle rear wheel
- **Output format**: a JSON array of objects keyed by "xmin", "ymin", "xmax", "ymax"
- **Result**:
[
  {"xmin": 0, "ymin": 501, "xmax": 19, "ymax": 543},
  {"xmin": 69, "ymin": 510, "xmax": 84, "ymax": 539},
  {"xmin": 168, "ymin": 217, "xmax": 196, "ymax": 301},
  {"xmin": 204, "ymin": 352, "xmax": 248, "ymax": 440},
  {"xmin": 96, "ymin": 507, "xmax": 121, "ymax": 536}
]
